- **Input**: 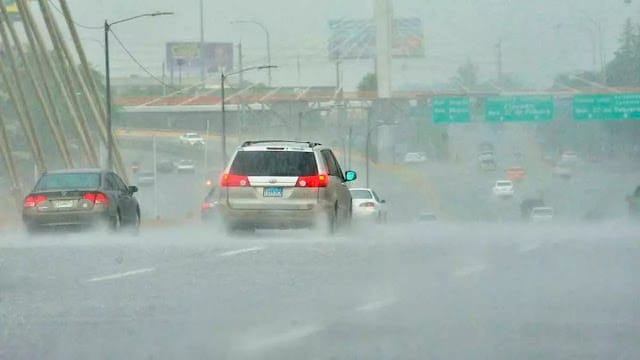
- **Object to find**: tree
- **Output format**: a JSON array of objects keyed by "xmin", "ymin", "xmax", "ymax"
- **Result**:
[
  {"xmin": 357, "ymin": 73, "xmax": 377, "ymax": 92},
  {"xmin": 454, "ymin": 59, "xmax": 478, "ymax": 89},
  {"xmin": 605, "ymin": 18, "xmax": 639, "ymax": 86}
]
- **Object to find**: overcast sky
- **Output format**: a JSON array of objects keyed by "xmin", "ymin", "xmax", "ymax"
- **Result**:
[{"xmin": 55, "ymin": 0, "xmax": 640, "ymax": 90}]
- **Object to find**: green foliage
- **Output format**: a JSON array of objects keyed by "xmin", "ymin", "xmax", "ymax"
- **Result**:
[
  {"xmin": 357, "ymin": 73, "xmax": 377, "ymax": 92},
  {"xmin": 605, "ymin": 18, "xmax": 640, "ymax": 86},
  {"xmin": 454, "ymin": 59, "xmax": 478, "ymax": 89}
]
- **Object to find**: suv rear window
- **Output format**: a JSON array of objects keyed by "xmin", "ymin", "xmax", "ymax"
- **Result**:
[
  {"xmin": 35, "ymin": 173, "xmax": 101, "ymax": 191},
  {"xmin": 230, "ymin": 151, "xmax": 318, "ymax": 176}
]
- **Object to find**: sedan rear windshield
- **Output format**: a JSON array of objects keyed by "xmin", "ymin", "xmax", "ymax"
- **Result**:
[
  {"xmin": 35, "ymin": 173, "xmax": 101, "ymax": 191},
  {"xmin": 230, "ymin": 151, "xmax": 317, "ymax": 176},
  {"xmin": 350, "ymin": 190, "xmax": 373, "ymax": 199},
  {"xmin": 497, "ymin": 181, "xmax": 512, "ymax": 187}
]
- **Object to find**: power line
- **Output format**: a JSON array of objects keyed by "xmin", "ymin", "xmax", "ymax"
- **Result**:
[
  {"xmin": 47, "ymin": 0, "xmax": 102, "ymax": 30},
  {"xmin": 109, "ymin": 29, "xmax": 176, "ymax": 89}
]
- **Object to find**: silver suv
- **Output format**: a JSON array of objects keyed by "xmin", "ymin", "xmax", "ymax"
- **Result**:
[{"xmin": 218, "ymin": 140, "xmax": 357, "ymax": 232}]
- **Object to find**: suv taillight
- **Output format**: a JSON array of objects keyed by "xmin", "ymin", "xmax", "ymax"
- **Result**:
[
  {"xmin": 296, "ymin": 174, "xmax": 328, "ymax": 188},
  {"xmin": 83, "ymin": 192, "xmax": 109, "ymax": 205},
  {"xmin": 23, "ymin": 194, "xmax": 47, "ymax": 208},
  {"xmin": 220, "ymin": 173, "xmax": 250, "ymax": 187},
  {"xmin": 359, "ymin": 201, "xmax": 376, "ymax": 208}
]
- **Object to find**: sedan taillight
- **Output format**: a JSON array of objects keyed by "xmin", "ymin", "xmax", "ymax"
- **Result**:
[
  {"xmin": 359, "ymin": 201, "xmax": 376, "ymax": 208},
  {"xmin": 82, "ymin": 192, "xmax": 109, "ymax": 205},
  {"xmin": 23, "ymin": 194, "xmax": 47, "ymax": 208}
]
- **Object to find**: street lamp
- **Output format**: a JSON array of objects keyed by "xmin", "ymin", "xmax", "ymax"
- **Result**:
[
  {"xmin": 230, "ymin": 20, "xmax": 272, "ymax": 86},
  {"xmin": 104, "ymin": 11, "xmax": 173, "ymax": 171},
  {"xmin": 220, "ymin": 65, "xmax": 277, "ymax": 165}
]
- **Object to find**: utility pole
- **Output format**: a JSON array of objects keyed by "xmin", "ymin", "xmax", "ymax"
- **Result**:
[
  {"xmin": 297, "ymin": 53, "xmax": 301, "ymax": 86},
  {"xmin": 238, "ymin": 42, "xmax": 243, "ymax": 83},
  {"xmin": 199, "ymin": 0, "xmax": 205, "ymax": 86},
  {"xmin": 496, "ymin": 39, "xmax": 503, "ymax": 82}
]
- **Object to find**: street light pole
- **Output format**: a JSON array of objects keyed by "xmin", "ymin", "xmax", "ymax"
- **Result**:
[
  {"xmin": 104, "ymin": 20, "xmax": 112, "ymax": 170},
  {"xmin": 220, "ymin": 65, "xmax": 277, "ymax": 166},
  {"xmin": 231, "ymin": 20, "xmax": 272, "ymax": 86},
  {"xmin": 104, "ymin": 11, "xmax": 173, "ymax": 171},
  {"xmin": 221, "ymin": 71, "xmax": 227, "ymax": 165},
  {"xmin": 366, "ymin": 108, "xmax": 371, "ymax": 188}
]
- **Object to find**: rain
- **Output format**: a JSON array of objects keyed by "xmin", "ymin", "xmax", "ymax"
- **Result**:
[{"xmin": 1, "ymin": 0, "xmax": 640, "ymax": 359}]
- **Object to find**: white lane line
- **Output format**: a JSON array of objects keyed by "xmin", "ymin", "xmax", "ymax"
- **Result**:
[
  {"xmin": 218, "ymin": 246, "xmax": 264, "ymax": 257},
  {"xmin": 452, "ymin": 264, "xmax": 486, "ymax": 278},
  {"xmin": 355, "ymin": 298, "xmax": 397, "ymax": 312},
  {"xmin": 518, "ymin": 242, "xmax": 542, "ymax": 253},
  {"xmin": 242, "ymin": 325, "xmax": 322, "ymax": 352},
  {"xmin": 87, "ymin": 267, "xmax": 155, "ymax": 282}
]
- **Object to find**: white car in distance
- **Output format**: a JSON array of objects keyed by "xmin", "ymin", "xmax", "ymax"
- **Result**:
[
  {"xmin": 179, "ymin": 132, "xmax": 205, "ymax": 146},
  {"xmin": 560, "ymin": 151, "xmax": 578, "ymax": 164},
  {"xmin": 530, "ymin": 207, "xmax": 553, "ymax": 223},
  {"xmin": 493, "ymin": 180, "xmax": 515, "ymax": 198},
  {"xmin": 175, "ymin": 159, "xmax": 196, "ymax": 173},
  {"xmin": 403, "ymin": 152, "xmax": 427, "ymax": 163},
  {"xmin": 350, "ymin": 188, "xmax": 387, "ymax": 222}
]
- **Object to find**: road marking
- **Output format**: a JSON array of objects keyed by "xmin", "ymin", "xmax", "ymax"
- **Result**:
[
  {"xmin": 355, "ymin": 298, "xmax": 397, "ymax": 312},
  {"xmin": 242, "ymin": 325, "xmax": 321, "ymax": 352},
  {"xmin": 452, "ymin": 264, "xmax": 486, "ymax": 277},
  {"xmin": 218, "ymin": 246, "xmax": 264, "ymax": 257},
  {"xmin": 87, "ymin": 267, "xmax": 155, "ymax": 282},
  {"xmin": 518, "ymin": 242, "xmax": 542, "ymax": 253}
]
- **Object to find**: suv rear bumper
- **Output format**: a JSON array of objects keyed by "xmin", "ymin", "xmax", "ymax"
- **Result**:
[{"xmin": 219, "ymin": 205, "xmax": 330, "ymax": 229}]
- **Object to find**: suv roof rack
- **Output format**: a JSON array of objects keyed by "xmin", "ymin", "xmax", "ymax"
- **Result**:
[{"xmin": 241, "ymin": 140, "xmax": 322, "ymax": 148}]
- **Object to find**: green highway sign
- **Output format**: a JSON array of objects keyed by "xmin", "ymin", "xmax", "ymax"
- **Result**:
[
  {"xmin": 485, "ymin": 95, "xmax": 554, "ymax": 122},
  {"xmin": 573, "ymin": 93, "xmax": 640, "ymax": 120},
  {"xmin": 432, "ymin": 97, "xmax": 470, "ymax": 123}
]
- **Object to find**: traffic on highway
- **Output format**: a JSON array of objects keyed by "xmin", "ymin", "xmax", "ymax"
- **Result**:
[{"xmin": 2, "ymin": 1, "xmax": 640, "ymax": 359}]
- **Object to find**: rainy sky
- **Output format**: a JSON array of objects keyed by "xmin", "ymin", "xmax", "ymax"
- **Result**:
[{"xmin": 57, "ymin": 0, "xmax": 640, "ymax": 89}]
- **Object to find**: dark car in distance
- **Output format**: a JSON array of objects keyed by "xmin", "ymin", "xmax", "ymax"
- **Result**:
[
  {"xmin": 22, "ymin": 169, "xmax": 140, "ymax": 233},
  {"xmin": 156, "ymin": 160, "xmax": 175, "ymax": 173}
]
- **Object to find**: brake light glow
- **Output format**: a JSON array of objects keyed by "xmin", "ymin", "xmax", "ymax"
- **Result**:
[
  {"xmin": 23, "ymin": 194, "xmax": 47, "ymax": 208},
  {"xmin": 296, "ymin": 174, "xmax": 328, "ymax": 188},
  {"xmin": 359, "ymin": 201, "xmax": 376, "ymax": 208},
  {"xmin": 201, "ymin": 201, "xmax": 215, "ymax": 210},
  {"xmin": 82, "ymin": 192, "xmax": 109, "ymax": 205},
  {"xmin": 220, "ymin": 173, "xmax": 250, "ymax": 187}
]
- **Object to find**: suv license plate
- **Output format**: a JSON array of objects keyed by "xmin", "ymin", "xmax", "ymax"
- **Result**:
[{"xmin": 263, "ymin": 187, "xmax": 283, "ymax": 198}]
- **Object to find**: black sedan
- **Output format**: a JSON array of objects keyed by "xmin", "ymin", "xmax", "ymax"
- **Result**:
[{"xmin": 22, "ymin": 169, "xmax": 140, "ymax": 234}]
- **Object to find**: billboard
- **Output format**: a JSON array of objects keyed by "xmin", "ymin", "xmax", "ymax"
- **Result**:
[
  {"xmin": 166, "ymin": 42, "xmax": 233, "ymax": 77},
  {"xmin": 328, "ymin": 17, "xmax": 425, "ymax": 60},
  {"xmin": 3, "ymin": 1, "xmax": 21, "ymax": 21}
]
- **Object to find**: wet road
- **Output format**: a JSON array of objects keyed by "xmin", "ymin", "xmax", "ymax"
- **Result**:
[{"xmin": 2, "ymin": 222, "xmax": 639, "ymax": 359}]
